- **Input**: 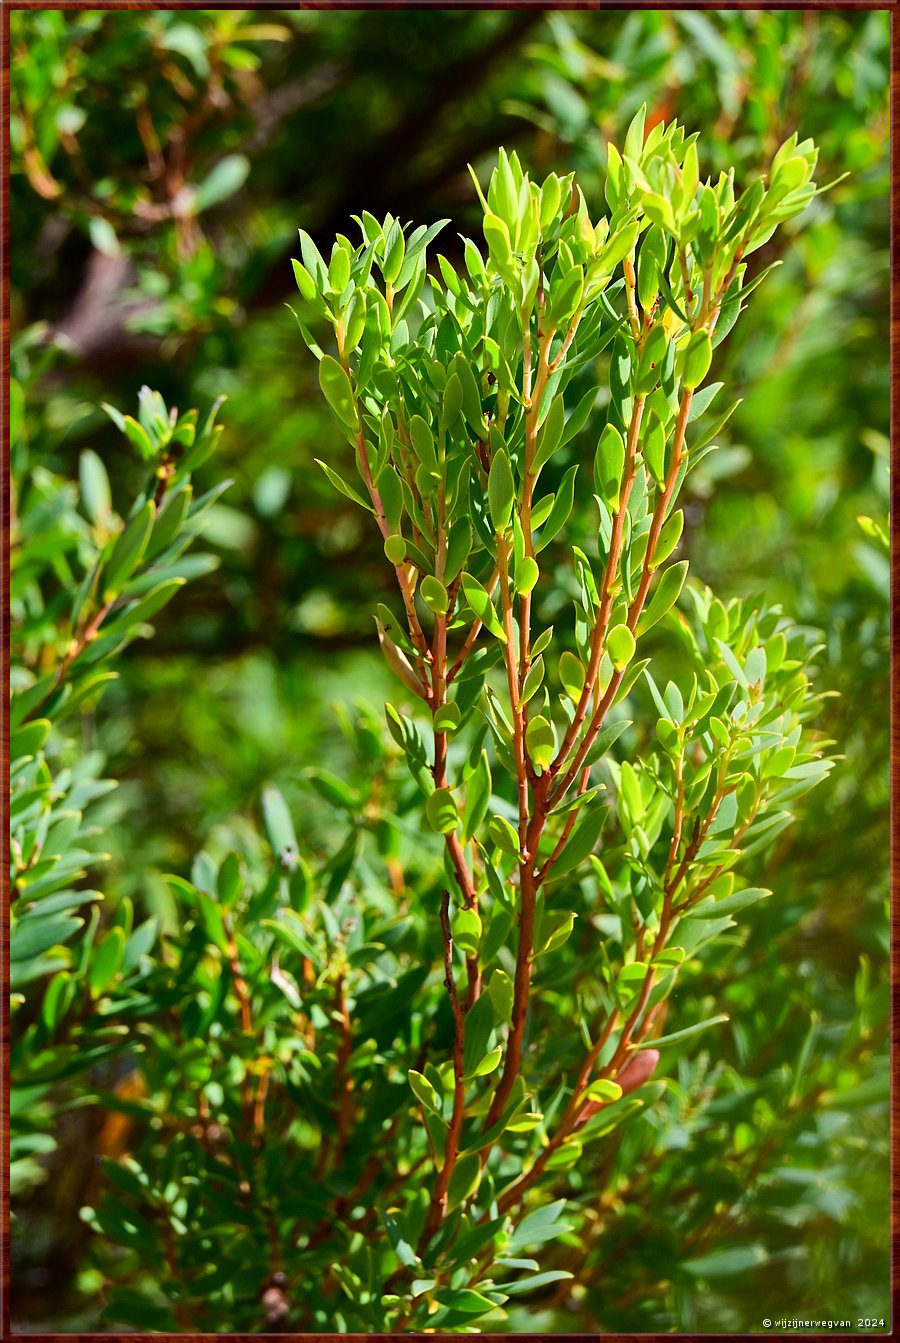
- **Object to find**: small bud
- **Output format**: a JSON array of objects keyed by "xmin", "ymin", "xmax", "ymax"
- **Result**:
[
  {"xmin": 291, "ymin": 259, "xmax": 317, "ymax": 302},
  {"xmin": 616, "ymin": 1048, "xmax": 660, "ymax": 1095},
  {"xmin": 261, "ymin": 1286, "xmax": 290, "ymax": 1327}
]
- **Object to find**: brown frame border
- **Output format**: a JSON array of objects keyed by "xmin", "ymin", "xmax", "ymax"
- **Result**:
[{"xmin": 1, "ymin": 3, "xmax": 895, "ymax": 1341}]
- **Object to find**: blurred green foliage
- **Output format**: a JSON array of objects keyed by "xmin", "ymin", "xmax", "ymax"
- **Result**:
[{"xmin": 10, "ymin": 8, "xmax": 888, "ymax": 1333}]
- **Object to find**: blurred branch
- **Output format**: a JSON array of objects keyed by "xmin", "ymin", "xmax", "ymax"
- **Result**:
[{"xmin": 244, "ymin": 61, "xmax": 343, "ymax": 154}]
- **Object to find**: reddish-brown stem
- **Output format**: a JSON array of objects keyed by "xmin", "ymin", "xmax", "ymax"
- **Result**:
[
  {"xmin": 481, "ymin": 527, "xmax": 541, "ymax": 1131},
  {"xmin": 623, "ymin": 258, "xmax": 641, "ymax": 339},
  {"xmin": 25, "ymin": 596, "xmax": 115, "ymax": 722},
  {"xmin": 252, "ymin": 1068, "xmax": 270, "ymax": 1142},
  {"xmin": 548, "ymin": 379, "xmax": 695, "ymax": 807},
  {"xmin": 535, "ymin": 787, "xmax": 582, "ymax": 885},
  {"xmin": 603, "ymin": 818, "xmax": 750, "ymax": 1108},
  {"xmin": 432, "ymin": 615, "xmax": 449, "ymax": 774},
  {"xmin": 715, "ymin": 246, "xmax": 744, "ymax": 310},
  {"xmin": 135, "ymin": 97, "xmax": 165, "ymax": 182},
  {"xmin": 518, "ymin": 331, "xmax": 552, "ymax": 690},
  {"xmin": 486, "ymin": 852, "xmax": 536, "ymax": 1133},
  {"xmin": 341, "ymin": 359, "xmax": 430, "ymax": 663},
  {"xmin": 678, "ymin": 246, "xmax": 696, "ymax": 313},
  {"xmin": 431, "ymin": 466, "xmax": 486, "ymax": 1033},
  {"xmin": 601, "ymin": 805, "xmax": 708, "ymax": 1080},
  {"xmin": 481, "ymin": 308, "xmax": 600, "ymax": 1138},
  {"xmin": 503, "ymin": 761, "xmax": 727, "ymax": 1214},
  {"xmin": 677, "ymin": 811, "xmax": 757, "ymax": 915},
  {"xmin": 465, "ymin": 956, "xmax": 482, "ymax": 1010},
  {"xmin": 431, "ymin": 580, "xmax": 480, "ymax": 1002},
  {"xmin": 663, "ymin": 756, "xmax": 685, "ymax": 892},
  {"xmin": 626, "ymin": 389, "xmax": 694, "ymax": 631},
  {"xmin": 443, "ymin": 828, "xmax": 475, "ymax": 903},
  {"xmin": 514, "ymin": 314, "xmax": 559, "ymax": 696},
  {"xmin": 448, "ymin": 568, "xmax": 499, "ymax": 681},
  {"xmin": 431, "ymin": 604, "xmax": 478, "ymax": 918},
  {"xmin": 332, "ymin": 975, "xmax": 355, "ymax": 1170},
  {"xmin": 522, "ymin": 320, "xmax": 534, "ymax": 404},
  {"xmin": 419, "ymin": 892, "xmax": 467, "ymax": 1250},
  {"xmin": 602, "ymin": 960, "xmax": 660, "ymax": 1082},
  {"xmin": 447, "ymin": 829, "xmax": 477, "ymax": 904},
  {"xmin": 356, "ymin": 423, "xmax": 430, "ymax": 662},
  {"xmin": 476, "ymin": 322, "xmax": 566, "ymax": 1140},
  {"xmin": 493, "ymin": 1008, "xmax": 619, "ymax": 1215},
  {"xmin": 497, "ymin": 538, "xmax": 529, "ymax": 845},
  {"xmin": 548, "ymin": 304, "xmax": 583, "ymax": 374},
  {"xmin": 549, "ymin": 394, "xmax": 646, "ymax": 784},
  {"xmin": 223, "ymin": 925, "xmax": 253, "ymax": 1038},
  {"xmin": 549, "ymin": 666, "xmax": 626, "ymax": 808}
]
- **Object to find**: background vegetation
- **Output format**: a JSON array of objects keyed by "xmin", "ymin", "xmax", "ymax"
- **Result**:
[{"xmin": 10, "ymin": 8, "xmax": 889, "ymax": 1333}]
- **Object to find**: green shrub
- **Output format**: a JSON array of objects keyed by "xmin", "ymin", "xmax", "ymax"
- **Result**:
[
  {"xmin": 10, "ymin": 363, "xmax": 224, "ymax": 1200},
  {"xmin": 282, "ymin": 117, "xmax": 834, "ymax": 1330},
  {"xmin": 13, "ymin": 115, "xmax": 862, "ymax": 1333},
  {"xmin": 11, "ymin": 9, "xmax": 889, "ymax": 1328}
]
